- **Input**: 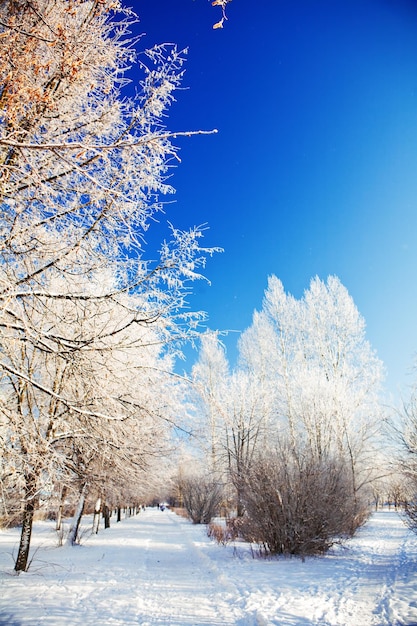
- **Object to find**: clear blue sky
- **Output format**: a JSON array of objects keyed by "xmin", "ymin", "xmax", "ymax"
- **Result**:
[{"xmin": 131, "ymin": 0, "xmax": 417, "ymax": 400}]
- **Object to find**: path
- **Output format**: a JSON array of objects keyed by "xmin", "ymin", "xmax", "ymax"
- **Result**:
[
  {"xmin": 130, "ymin": 509, "xmax": 245, "ymax": 625},
  {"xmin": 1, "ymin": 507, "xmax": 417, "ymax": 625}
]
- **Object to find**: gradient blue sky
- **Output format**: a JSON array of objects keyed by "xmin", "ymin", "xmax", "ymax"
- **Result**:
[{"xmin": 132, "ymin": 0, "xmax": 417, "ymax": 400}]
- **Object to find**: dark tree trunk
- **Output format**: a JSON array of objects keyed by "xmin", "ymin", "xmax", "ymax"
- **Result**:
[
  {"xmin": 103, "ymin": 503, "xmax": 111, "ymax": 529},
  {"xmin": 117, "ymin": 506, "xmax": 121, "ymax": 522},
  {"xmin": 15, "ymin": 475, "xmax": 37, "ymax": 572},
  {"xmin": 236, "ymin": 472, "xmax": 244, "ymax": 518},
  {"xmin": 236, "ymin": 491, "xmax": 244, "ymax": 518}
]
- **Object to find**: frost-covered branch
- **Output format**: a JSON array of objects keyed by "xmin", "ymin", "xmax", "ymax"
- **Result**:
[{"xmin": 0, "ymin": 0, "xmax": 220, "ymax": 570}]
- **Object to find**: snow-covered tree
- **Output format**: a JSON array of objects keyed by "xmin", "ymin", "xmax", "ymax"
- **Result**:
[
  {"xmin": 191, "ymin": 331, "xmax": 230, "ymax": 474},
  {"xmin": 1, "ymin": 267, "xmax": 191, "ymax": 565},
  {"xmin": 0, "ymin": 0, "xmax": 217, "ymax": 399},
  {"xmin": 240, "ymin": 275, "xmax": 385, "ymax": 505},
  {"xmin": 0, "ymin": 0, "xmax": 218, "ymax": 571},
  {"xmin": 190, "ymin": 276, "xmax": 384, "ymax": 528},
  {"xmin": 397, "ymin": 385, "xmax": 417, "ymax": 530},
  {"xmin": 191, "ymin": 332, "xmax": 271, "ymax": 515}
]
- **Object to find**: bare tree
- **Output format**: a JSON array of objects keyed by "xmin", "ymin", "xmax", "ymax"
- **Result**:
[{"xmin": 179, "ymin": 473, "xmax": 223, "ymax": 524}]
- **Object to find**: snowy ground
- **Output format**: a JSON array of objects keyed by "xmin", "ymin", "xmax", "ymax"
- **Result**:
[{"xmin": 1, "ymin": 508, "xmax": 417, "ymax": 626}]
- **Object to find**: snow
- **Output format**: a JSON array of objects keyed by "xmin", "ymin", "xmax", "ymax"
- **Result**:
[{"xmin": 1, "ymin": 508, "xmax": 417, "ymax": 625}]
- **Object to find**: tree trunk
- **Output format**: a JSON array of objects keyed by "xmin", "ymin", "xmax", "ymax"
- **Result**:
[
  {"xmin": 56, "ymin": 485, "xmax": 67, "ymax": 532},
  {"xmin": 92, "ymin": 496, "xmax": 101, "ymax": 534},
  {"xmin": 103, "ymin": 503, "xmax": 111, "ymax": 528},
  {"xmin": 234, "ymin": 463, "xmax": 244, "ymax": 518},
  {"xmin": 236, "ymin": 484, "xmax": 244, "ymax": 518},
  {"xmin": 14, "ymin": 475, "xmax": 37, "ymax": 572},
  {"xmin": 66, "ymin": 483, "xmax": 87, "ymax": 546}
]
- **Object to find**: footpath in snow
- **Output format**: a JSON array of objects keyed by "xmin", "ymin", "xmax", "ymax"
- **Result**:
[{"xmin": 1, "ymin": 507, "xmax": 417, "ymax": 625}]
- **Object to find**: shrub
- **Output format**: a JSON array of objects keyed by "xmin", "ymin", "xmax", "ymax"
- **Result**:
[
  {"xmin": 207, "ymin": 522, "xmax": 231, "ymax": 545},
  {"xmin": 179, "ymin": 475, "xmax": 223, "ymax": 524},
  {"xmin": 238, "ymin": 449, "xmax": 369, "ymax": 556}
]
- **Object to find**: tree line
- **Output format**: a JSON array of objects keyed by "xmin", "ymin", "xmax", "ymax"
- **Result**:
[
  {"xmin": 185, "ymin": 276, "xmax": 390, "ymax": 555},
  {"xmin": 0, "ymin": 0, "xmax": 218, "ymax": 572}
]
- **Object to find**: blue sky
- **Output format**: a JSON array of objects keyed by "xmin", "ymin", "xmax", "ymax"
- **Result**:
[{"xmin": 132, "ymin": 0, "xmax": 417, "ymax": 400}]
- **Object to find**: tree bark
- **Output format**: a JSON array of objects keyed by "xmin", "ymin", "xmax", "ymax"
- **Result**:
[
  {"xmin": 102, "ymin": 503, "xmax": 111, "ymax": 529},
  {"xmin": 14, "ymin": 474, "xmax": 37, "ymax": 572},
  {"xmin": 56, "ymin": 485, "xmax": 67, "ymax": 532},
  {"xmin": 92, "ymin": 496, "xmax": 101, "ymax": 534},
  {"xmin": 66, "ymin": 483, "xmax": 87, "ymax": 546}
]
